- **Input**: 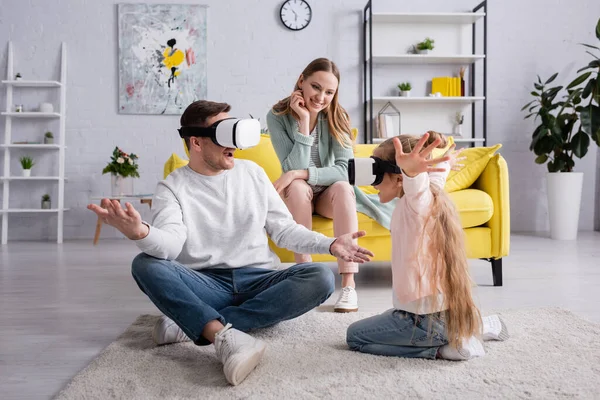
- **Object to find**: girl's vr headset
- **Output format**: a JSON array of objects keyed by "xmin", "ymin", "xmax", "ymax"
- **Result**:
[
  {"xmin": 178, "ymin": 117, "xmax": 261, "ymax": 149},
  {"xmin": 348, "ymin": 157, "xmax": 402, "ymax": 186}
]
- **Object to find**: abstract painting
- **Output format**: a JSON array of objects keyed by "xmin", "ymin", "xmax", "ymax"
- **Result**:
[{"xmin": 118, "ymin": 4, "xmax": 207, "ymax": 115}]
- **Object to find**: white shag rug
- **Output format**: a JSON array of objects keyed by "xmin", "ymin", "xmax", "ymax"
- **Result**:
[{"xmin": 55, "ymin": 308, "xmax": 600, "ymax": 399}]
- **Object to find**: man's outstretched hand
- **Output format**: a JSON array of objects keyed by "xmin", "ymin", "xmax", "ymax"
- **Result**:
[
  {"xmin": 87, "ymin": 199, "xmax": 148, "ymax": 240},
  {"xmin": 329, "ymin": 231, "xmax": 374, "ymax": 263}
]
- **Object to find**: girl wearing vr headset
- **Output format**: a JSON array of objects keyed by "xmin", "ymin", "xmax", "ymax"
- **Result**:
[
  {"xmin": 346, "ymin": 132, "xmax": 509, "ymax": 360},
  {"xmin": 267, "ymin": 58, "xmax": 394, "ymax": 313}
]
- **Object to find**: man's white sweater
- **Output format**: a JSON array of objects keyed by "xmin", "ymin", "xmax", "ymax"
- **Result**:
[{"xmin": 135, "ymin": 159, "xmax": 334, "ymax": 269}]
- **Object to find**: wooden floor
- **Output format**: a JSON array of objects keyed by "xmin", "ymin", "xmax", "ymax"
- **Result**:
[{"xmin": 1, "ymin": 232, "xmax": 599, "ymax": 399}]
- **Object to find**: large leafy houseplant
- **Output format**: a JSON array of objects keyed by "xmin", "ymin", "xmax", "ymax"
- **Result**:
[{"xmin": 522, "ymin": 17, "xmax": 600, "ymax": 172}]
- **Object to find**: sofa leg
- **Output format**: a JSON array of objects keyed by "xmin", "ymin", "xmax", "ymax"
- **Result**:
[{"xmin": 491, "ymin": 258, "xmax": 503, "ymax": 287}]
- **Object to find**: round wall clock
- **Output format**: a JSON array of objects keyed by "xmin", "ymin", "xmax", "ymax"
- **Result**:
[{"xmin": 280, "ymin": 0, "xmax": 312, "ymax": 31}]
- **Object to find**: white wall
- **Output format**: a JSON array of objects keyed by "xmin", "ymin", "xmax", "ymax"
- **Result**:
[{"xmin": 0, "ymin": 0, "xmax": 598, "ymax": 240}]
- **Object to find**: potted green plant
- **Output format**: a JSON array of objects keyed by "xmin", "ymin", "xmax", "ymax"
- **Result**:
[
  {"xmin": 397, "ymin": 82, "xmax": 412, "ymax": 97},
  {"xmin": 19, "ymin": 156, "xmax": 35, "ymax": 177},
  {"xmin": 415, "ymin": 37, "xmax": 435, "ymax": 54},
  {"xmin": 44, "ymin": 131, "xmax": 54, "ymax": 144},
  {"xmin": 521, "ymin": 17, "xmax": 600, "ymax": 240},
  {"xmin": 15, "ymin": 72, "xmax": 22, "ymax": 81},
  {"xmin": 41, "ymin": 194, "xmax": 51, "ymax": 209},
  {"xmin": 102, "ymin": 147, "xmax": 140, "ymax": 196}
]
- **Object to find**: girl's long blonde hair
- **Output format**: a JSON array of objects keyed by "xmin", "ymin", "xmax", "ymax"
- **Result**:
[
  {"xmin": 376, "ymin": 131, "xmax": 481, "ymax": 348},
  {"xmin": 272, "ymin": 57, "xmax": 352, "ymax": 148}
]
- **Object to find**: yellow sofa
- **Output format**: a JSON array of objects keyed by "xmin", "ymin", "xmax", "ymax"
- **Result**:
[{"xmin": 164, "ymin": 135, "xmax": 510, "ymax": 286}]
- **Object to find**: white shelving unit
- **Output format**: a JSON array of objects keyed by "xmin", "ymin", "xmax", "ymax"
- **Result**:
[
  {"xmin": 1, "ymin": 42, "xmax": 67, "ymax": 244},
  {"xmin": 363, "ymin": 2, "xmax": 488, "ymax": 146}
]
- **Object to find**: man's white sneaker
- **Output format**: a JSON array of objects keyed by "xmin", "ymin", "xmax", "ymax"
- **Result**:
[
  {"xmin": 214, "ymin": 323, "xmax": 267, "ymax": 386},
  {"xmin": 334, "ymin": 286, "xmax": 359, "ymax": 313},
  {"xmin": 482, "ymin": 315, "xmax": 510, "ymax": 341},
  {"xmin": 439, "ymin": 336, "xmax": 485, "ymax": 361},
  {"xmin": 152, "ymin": 315, "xmax": 191, "ymax": 345}
]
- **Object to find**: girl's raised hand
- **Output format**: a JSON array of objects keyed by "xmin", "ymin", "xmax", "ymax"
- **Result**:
[{"xmin": 393, "ymin": 132, "xmax": 451, "ymax": 177}]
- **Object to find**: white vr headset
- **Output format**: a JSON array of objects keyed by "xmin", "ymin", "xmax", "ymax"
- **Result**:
[
  {"xmin": 348, "ymin": 156, "xmax": 402, "ymax": 186},
  {"xmin": 178, "ymin": 117, "xmax": 261, "ymax": 149}
]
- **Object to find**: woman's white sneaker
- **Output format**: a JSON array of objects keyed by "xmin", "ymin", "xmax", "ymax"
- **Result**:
[
  {"xmin": 334, "ymin": 286, "xmax": 359, "ymax": 313},
  {"xmin": 152, "ymin": 315, "xmax": 191, "ymax": 345},
  {"xmin": 214, "ymin": 323, "xmax": 267, "ymax": 386}
]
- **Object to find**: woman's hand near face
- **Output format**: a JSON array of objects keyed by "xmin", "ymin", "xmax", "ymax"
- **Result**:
[{"xmin": 291, "ymin": 90, "xmax": 310, "ymax": 134}]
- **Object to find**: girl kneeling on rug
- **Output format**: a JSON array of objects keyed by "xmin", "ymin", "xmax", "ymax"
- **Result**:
[{"xmin": 346, "ymin": 132, "xmax": 509, "ymax": 360}]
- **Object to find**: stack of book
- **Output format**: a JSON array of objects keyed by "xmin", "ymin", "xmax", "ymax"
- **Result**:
[{"xmin": 431, "ymin": 76, "xmax": 464, "ymax": 97}]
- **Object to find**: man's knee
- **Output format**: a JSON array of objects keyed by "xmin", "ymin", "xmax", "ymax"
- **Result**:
[
  {"xmin": 304, "ymin": 263, "xmax": 335, "ymax": 298},
  {"xmin": 131, "ymin": 253, "xmax": 162, "ymax": 281}
]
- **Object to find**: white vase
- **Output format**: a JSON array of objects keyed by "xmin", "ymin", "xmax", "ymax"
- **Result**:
[
  {"xmin": 110, "ymin": 174, "xmax": 134, "ymax": 196},
  {"xmin": 418, "ymin": 49, "xmax": 430, "ymax": 55},
  {"xmin": 22, "ymin": 169, "xmax": 31, "ymax": 177},
  {"xmin": 546, "ymin": 172, "xmax": 584, "ymax": 240},
  {"xmin": 400, "ymin": 90, "xmax": 411, "ymax": 97}
]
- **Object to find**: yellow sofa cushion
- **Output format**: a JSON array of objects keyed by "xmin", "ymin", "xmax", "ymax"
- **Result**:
[
  {"xmin": 163, "ymin": 152, "xmax": 189, "ymax": 179},
  {"xmin": 445, "ymin": 144, "xmax": 502, "ymax": 193},
  {"xmin": 235, "ymin": 134, "xmax": 282, "ymax": 183},
  {"xmin": 448, "ymin": 189, "xmax": 494, "ymax": 228}
]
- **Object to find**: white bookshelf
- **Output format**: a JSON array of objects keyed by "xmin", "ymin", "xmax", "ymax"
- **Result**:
[
  {"xmin": 1, "ymin": 80, "xmax": 62, "ymax": 87},
  {"xmin": 371, "ymin": 12, "xmax": 485, "ymax": 24},
  {"xmin": 363, "ymin": 2, "xmax": 488, "ymax": 145},
  {"xmin": 1, "ymin": 112, "xmax": 61, "ymax": 118},
  {"xmin": 370, "ymin": 96, "xmax": 485, "ymax": 104},
  {"xmin": 1, "ymin": 41, "xmax": 67, "ymax": 244},
  {"xmin": 368, "ymin": 55, "xmax": 485, "ymax": 64}
]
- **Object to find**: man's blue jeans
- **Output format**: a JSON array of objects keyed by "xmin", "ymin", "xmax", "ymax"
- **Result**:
[
  {"xmin": 131, "ymin": 253, "xmax": 335, "ymax": 345},
  {"xmin": 346, "ymin": 309, "xmax": 448, "ymax": 359}
]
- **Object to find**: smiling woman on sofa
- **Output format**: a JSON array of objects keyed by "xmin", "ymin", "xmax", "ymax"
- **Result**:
[{"xmin": 266, "ymin": 58, "xmax": 395, "ymax": 313}]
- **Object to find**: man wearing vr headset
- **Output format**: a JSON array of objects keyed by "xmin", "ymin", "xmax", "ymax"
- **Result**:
[{"xmin": 88, "ymin": 100, "xmax": 374, "ymax": 386}]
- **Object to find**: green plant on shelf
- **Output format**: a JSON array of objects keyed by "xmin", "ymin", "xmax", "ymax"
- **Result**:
[
  {"xmin": 45, "ymin": 131, "xmax": 54, "ymax": 138},
  {"xmin": 19, "ymin": 156, "xmax": 35, "ymax": 170},
  {"xmin": 42, "ymin": 194, "xmax": 51, "ymax": 202},
  {"xmin": 398, "ymin": 82, "xmax": 412, "ymax": 91},
  {"xmin": 416, "ymin": 37, "xmax": 435, "ymax": 51}
]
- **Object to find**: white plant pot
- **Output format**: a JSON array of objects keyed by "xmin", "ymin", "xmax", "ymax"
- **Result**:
[
  {"xmin": 111, "ymin": 174, "xmax": 134, "ymax": 196},
  {"xmin": 546, "ymin": 172, "xmax": 584, "ymax": 240},
  {"xmin": 418, "ymin": 49, "xmax": 430, "ymax": 55},
  {"xmin": 22, "ymin": 169, "xmax": 31, "ymax": 177},
  {"xmin": 400, "ymin": 90, "xmax": 411, "ymax": 97}
]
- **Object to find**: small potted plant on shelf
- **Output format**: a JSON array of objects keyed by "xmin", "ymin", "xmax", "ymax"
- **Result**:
[
  {"xmin": 19, "ymin": 156, "xmax": 35, "ymax": 177},
  {"xmin": 15, "ymin": 72, "xmax": 22, "ymax": 81},
  {"xmin": 398, "ymin": 82, "xmax": 412, "ymax": 97},
  {"xmin": 44, "ymin": 131, "xmax": 54, "ymax": 144},
  {"xmin": 454, "ymin": 112, "xmax": 464, "ymax": 136},
  {"xmin": 41, "ymin": 194, "xmax": 51, "ymax": 209},
  {"xmin": 415, "ymin": 37, "xmax": 435, "ymax": 54}
]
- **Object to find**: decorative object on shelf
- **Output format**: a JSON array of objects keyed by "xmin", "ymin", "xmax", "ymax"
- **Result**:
[
  {"xmin": 19, "ymin": 156, "xmax": 35, "ymax": 177},
  {"xmin": 414, "ymin": 37, "xmax": 435, "ymax": 54},
  {"xmin": 118, "ymin": 4, "xmax": 207, "ymax": 115},
  {"xmin": 14, "ymin": 72, "xmax": 22, "ymax": 81},
  {"xmin": 41, "ymin": 194, "xmax": 51, "ymax": 210},
  {"xmin": 279, "ymin": 0, "xmax": 312, "ymax": 31},
  {"xmin": 102, "ymin": 146, "xmax": 140, "ymax": 196},
  {"xmin": 44, "ymin": 131, "xmax": 54, "ymax": 144},
  {"xmin": 454, "ymin": 112, "xmax": 464, "ymax": 136},
  {"xmin": 522, "ymin": 17, "xmax": 600, "ymax": 239},
  {"xmin": 376, "ymin": 102, "xmax": 401, "ymax": 139},
  {"xmin": 39, "ymin": 102, "xmax": 54, "ymax": 113},
  {"xmin": 459, "ymin": 66, "xmax": 466, "ymax": 97},
  {"xmin": 397, "ymin": 82, "xmax": 412, "ymax": 97},
  {"xmin": 15, "ymin": 104, "xmax": 23, "ymax": 112}
]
